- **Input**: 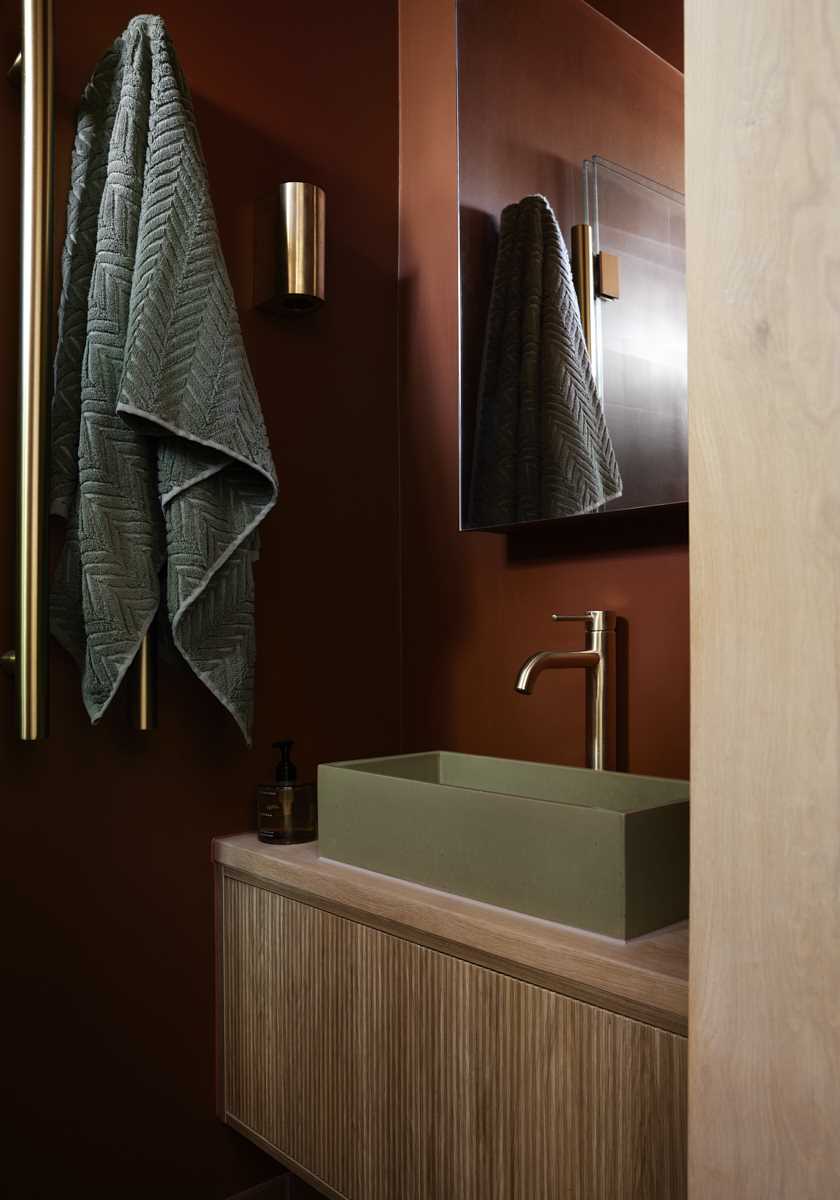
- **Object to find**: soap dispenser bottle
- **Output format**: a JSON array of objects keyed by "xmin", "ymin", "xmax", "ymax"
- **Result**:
[{"xmin": 256, "ymin": 740, "xmax": 317, "ymax": 844}]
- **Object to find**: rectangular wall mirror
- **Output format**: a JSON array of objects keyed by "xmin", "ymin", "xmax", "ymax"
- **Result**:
[{"xmin": 457, "ymin": 0, "xmax": 687, "ymax": 533}]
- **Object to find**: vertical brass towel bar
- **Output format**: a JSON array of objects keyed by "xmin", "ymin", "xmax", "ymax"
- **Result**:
[
  {"xmin": 571, "ymin": 222, "xmax": 621, "ymax": 388},
  {"xmin": 4, "ymin": 0, "xmax": 155, "ymax": 738},
  {"xmin": 2, "ymin": 0, "xmax": 54, "ymax": 741},
  {"xmin": 571, "ymin": 223, "xmax": 597, "ymax": 383}
]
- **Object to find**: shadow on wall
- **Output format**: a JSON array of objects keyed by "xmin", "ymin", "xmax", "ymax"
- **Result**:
[
  {"xmin": 192, "ymin": 92, "xmax": 402, "ymax": 771},
  {"xmin": 397, "ymin": 260, "xmax": 493, "ymax": 754},
  {"xmin": 459, "ymin": 203, "xmax": 497, "ymax": 518},
  {"xmin": 505, "ymin": 504, "xmax": 689, "ymax": 561}
]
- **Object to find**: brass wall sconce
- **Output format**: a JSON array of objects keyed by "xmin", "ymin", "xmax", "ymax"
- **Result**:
[{"xmin": 254, "ymin": 181, "xmax": 325, "ymax": 316}]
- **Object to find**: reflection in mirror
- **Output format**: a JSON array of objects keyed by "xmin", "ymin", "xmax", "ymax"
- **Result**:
[
  {"xmin": 584, "ymin": 157, "xmax": 687, "ymax": 513},
  {"xmin": 468, "ymin": 193, "xmax": 624, "ymax": 529},
  {"xmin": 458, "ymin": 0, "xmax": 686, "ymax": 533}
]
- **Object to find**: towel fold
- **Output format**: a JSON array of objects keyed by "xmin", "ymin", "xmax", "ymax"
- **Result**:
[
  {"xmin": 50, "ymin": 14, "xmax": 278, "ymax": 743},
  {"xmin": 468, "ymin": 194, "xmax": 622, "ymax": 527}
]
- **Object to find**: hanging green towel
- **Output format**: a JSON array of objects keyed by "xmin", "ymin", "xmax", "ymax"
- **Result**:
[
  {"xmin": 50, "ymin": 15, "xmax": 278, "ymax": 743},
  {"xmin": 469, "ymin": 194, "xmax": 622, "ymax": 527}
]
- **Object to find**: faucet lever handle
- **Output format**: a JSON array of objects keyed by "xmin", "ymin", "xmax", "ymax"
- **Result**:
[{"xmin": 552, "ymin": 610, "xmax": 616, "ymax": 632}]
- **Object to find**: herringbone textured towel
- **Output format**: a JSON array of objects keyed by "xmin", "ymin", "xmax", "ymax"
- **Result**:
[
  {"xmin": 51, "ymin": 15, "xmax": 278, "ymax": 743},
  {"xmin": 469, "ymin": 194, "xmax": 622, "ymax": 527}
]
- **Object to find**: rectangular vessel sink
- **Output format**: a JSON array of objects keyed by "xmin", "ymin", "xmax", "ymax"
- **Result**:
[{"xmin": 318, "ymin": 752, "xmax": 688, "ymax": 939}]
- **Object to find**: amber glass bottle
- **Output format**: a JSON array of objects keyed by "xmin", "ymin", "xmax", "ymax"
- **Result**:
[{"xmin": 256, "ymin": 740, "xmax": 317, "ymax": 844}]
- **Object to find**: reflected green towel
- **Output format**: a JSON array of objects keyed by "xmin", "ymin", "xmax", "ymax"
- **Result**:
[
  {"xmin": 50, "ymin": 15, "xmax": 278, "ymax": 743},
  {"xmin": 469, "ymin": 194, "xmax": 621, "ymax": 527}
]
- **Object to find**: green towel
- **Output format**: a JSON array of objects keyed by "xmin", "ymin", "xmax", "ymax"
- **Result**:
[
  {"xmin": 50, "ymin": 15, "xmax": 278, "ymax": 743},
  {"xmin": 469, "ymin": 194, "xmax": 622, "ymax": 527}
]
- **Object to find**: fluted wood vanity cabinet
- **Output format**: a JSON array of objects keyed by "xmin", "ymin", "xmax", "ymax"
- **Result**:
[{"xmin": 216, "ymin": 837, "xmax": 688, "ymax": 1200}]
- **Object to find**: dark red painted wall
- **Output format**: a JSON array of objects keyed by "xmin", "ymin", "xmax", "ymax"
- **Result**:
[
  {"xmin": 1, "ymin": 0, "xmax": 687, "ymax": 1192},
  {"xmin": 0, "ymin": 2, "xmax": 399, "ymax": 1196},
  {"xmin": 399, "ymin": 0, "xmax": 689, "ymax": 780}
]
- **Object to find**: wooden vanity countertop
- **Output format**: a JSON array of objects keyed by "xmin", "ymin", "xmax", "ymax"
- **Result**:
[{"xmin": 213, "ymin": 833, "xmax": 688, "ymax": 1036}]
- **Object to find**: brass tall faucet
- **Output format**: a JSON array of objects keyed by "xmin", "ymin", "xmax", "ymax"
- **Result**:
[{"xmin": 515, "ymin": 611, "xmax": 617, "ymax": 771}]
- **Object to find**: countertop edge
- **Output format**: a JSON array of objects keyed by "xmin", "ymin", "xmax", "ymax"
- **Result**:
[{"xmin": 213, "ymin": 834, "xmax": 688, "ymax": 1036}]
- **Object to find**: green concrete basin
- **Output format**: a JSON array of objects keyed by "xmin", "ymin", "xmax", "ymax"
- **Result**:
[{"xmin": 317, "ymin": 751, "xmax": 689, "ymax": 940}]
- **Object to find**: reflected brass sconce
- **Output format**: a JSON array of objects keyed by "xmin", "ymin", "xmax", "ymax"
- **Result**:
[
  {"xmin": 254, "ymin": 181, "xmax": 325, "ymax": 316},
  {"xmin": 596, "ymin": 250, "xmax": 620, "ymax": 301}
]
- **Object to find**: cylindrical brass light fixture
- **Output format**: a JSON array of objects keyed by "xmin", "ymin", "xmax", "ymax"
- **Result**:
[{"xmin": 276, "ymin": 182, "xmax": 325, "ymax": 313}]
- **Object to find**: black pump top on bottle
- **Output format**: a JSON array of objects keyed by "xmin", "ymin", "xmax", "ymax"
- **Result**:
[{"xmin": 272, "ymin": 739, "xmax": 297, "ymax": 783}]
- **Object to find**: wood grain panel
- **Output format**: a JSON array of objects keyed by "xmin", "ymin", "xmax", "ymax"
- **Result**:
[
  {"xmin": 222, "ymin": 874, "xmax": 687, "ymax": 1200},
  {"xmin": 215, "ymin": 835, "xmax": 689, "ymax": 1035},
  {"xmin": 687, "ymin": 0, "xmax": 840, "ymax": 1195}
]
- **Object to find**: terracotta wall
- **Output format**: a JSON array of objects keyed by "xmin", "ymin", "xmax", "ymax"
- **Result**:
[
  {"xmin": 1, "ymin": 0, "xmax": 686, "ymax": 1191},
  {"xmin": 0, "ymin": 1, "xmax": 399, "ymax": 1196},
  {"xmin": 399, "ymin": 0, "xmax": 689, "ymax": 779}
]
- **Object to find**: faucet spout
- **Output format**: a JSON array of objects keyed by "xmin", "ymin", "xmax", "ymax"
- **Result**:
[
  {"xmin": 515, "ymin": 649, "xmax": 601, "ymax": 694},
  {"xmin": 514, "ymin": 611, "xmax": 617, "ymax": 771}
]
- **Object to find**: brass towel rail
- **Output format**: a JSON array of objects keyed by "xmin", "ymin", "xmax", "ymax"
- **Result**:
[
  {"xmin": 3, "ymin": 0, "xmax": 54, "ymax": 741},
  {"xmin": 571, "ymin": 223, "xmax": 597, "ymax": 383},
  {"xmin": 129, "ymin": 628, "xmax": 157, "ymax": 731},
  {"xmin": 4, "ymin": 0, "xmax": 155, "ymax": 738}
]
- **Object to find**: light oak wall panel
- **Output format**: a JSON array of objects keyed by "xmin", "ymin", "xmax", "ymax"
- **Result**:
[
  {"xmin": 222, "ymin": 875, "xmax": 687, "ymax": 1200},
  {"xmin": 687, "ymin": 0, "xmax": 840, "ymax": 1195}
]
